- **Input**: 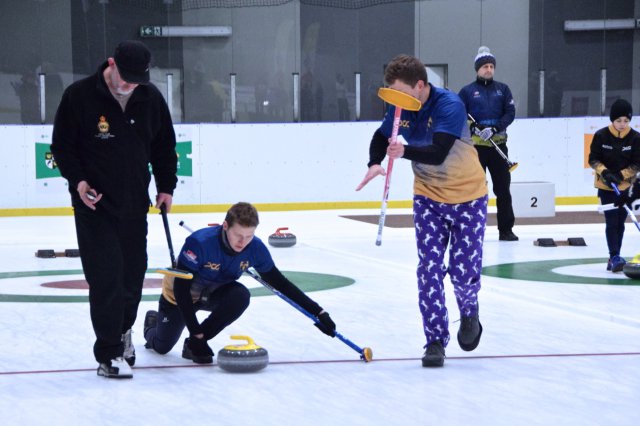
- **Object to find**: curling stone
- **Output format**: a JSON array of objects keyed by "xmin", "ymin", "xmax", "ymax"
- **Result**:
[
  {"xmin": 268, "ymin": 227, "xmax": 296, "ymax": 248},
  {"xmin": 622, "ymin": 254, "xmax": 640, "ymax": 280},
  {"xmin": 217, "ymin": 335, "xmax": 269, "ymax": 373}
]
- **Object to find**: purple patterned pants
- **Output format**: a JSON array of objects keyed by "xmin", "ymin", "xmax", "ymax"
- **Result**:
[{"xmin": 413, "ymin": 194, "xmax": 487, "ymax": 347}]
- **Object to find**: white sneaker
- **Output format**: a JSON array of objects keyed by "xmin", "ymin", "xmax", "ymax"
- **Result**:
[
  {"xmin": 122, "ymin": 329, "xmax": 135, "ymax": 366},
  {"xmin": 97, "ymin": 357, "xmax": 133, "ymax": 379}
]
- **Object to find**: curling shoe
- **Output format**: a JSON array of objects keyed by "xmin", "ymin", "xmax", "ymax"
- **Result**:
[
  {"xmin": 606, "ymin": 259, "xmax": 612, "ymax": 271},
  {"xmin": 97, "ymin": 357, "xmax": 133, "ymax": 379},
  {"xmin": 422, "ymin": 340, "xmax": 445, "ymax": 367},
  {"xmin": 457, "ymin": 314, "xmax": 483, "ymax": 351},
  {"xmin": 122, "ymin": 329, "xmax": 135, "ymax": 367},
  {"xmin": 143, "ymin": 310, "xmax": 157, "ymax": 349},
  {"xmin": 182, "ymin": 338, "xmax": 213, "ymax": 364},
  {"xmin": 610, "ymin": 255, "xmax": 626, "ymax": 273},
  {"xmin": 499, "ymin": 231, "xmax": 519, "ymax": 241}
]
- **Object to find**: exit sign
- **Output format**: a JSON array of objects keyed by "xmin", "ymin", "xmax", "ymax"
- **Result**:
[
  {"xmin": 140, "ymin": 26, "xmax": 162, "ymax": 37},
  {"xmin": 140, "ymin": 25, "xmax": 232, "ymax": 38}
]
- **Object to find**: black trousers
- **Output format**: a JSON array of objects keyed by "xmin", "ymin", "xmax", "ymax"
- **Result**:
[
  {"xmin": 598, "ymin": 189, "xmax": 627, "ymax": 258},
  {"xmin": 475, "ymin": 145, "xmax": 515, "ymax": 233},
  {"xmin": 74, "ymin": 207, "xmax": 148, "ymax": 364},
  {"xmin": 145, "ymin": 282, "xmax": 250, "ymax": 355}
]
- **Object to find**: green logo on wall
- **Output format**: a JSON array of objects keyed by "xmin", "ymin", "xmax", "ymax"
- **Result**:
[
  {"xmin": 36, "ymin": 141, "xmax": 192, "ymax": 179},
  {"xmin": 35, "ymin": 142, "xmax": 60, "ymax": 179},
  {"xmin": 176, "ymin": 141, "xmax": 192, "ymax": 177}
]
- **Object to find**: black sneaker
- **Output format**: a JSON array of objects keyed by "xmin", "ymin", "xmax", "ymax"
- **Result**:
[
  {"xmin": 499, "ymin": 231, "xmax": 519, "ymax": 241},
  {"xmin": 97, "ymin": 357, "xmax": 133, "ymax": 379},
  {"xmin": 457, "ymin": 314, "xmax": 483, "ymax": 351},
  {"xmin": 182, "ymin": 338, "xmax": 214, "ymax": 364},
  {"xmin": 610, "ymin": 255, "xmax": 626, "ymax": 273},
  {"xmin": 122, "ymin": 329, "xmax": 135, "ymax": 366},
  {"xmin": 143, "ymin": 310, "xmax": 157, "ymax": 349},
  {"xmin": 422, "ymin": 340, "xmax": 445, "ymax": 367}
]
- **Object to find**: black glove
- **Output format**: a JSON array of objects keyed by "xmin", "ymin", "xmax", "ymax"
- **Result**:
[
  {"xmin": 601, "ymin": 169, "xmax": 622, "ymax": 187},
  {"xmin": 616, "ymin": 176, "xmax": 640, "ymax": 207},
  {"xmin": 469, "ymin": 122, "xmax": 481, "ymax": 136},
  {"xmin": 614, "ymin": 192, "xmax": 630, "ymax": 208},
  {"xmin": 188, "ymin": 336, "xmax": 214, "ymax": 357},
  {"xmin": 314, "ymin": 311, "xmax": 336, "ymax": 337}
]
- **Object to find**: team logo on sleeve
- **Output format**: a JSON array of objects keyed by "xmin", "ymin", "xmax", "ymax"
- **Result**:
[
  {"xmin": 240, "ymin": 261, "xmax": 250, "ymax": 271},
  {"xmin": 183, "ymin": 249, "xmax": 198, "ymax": 264}
]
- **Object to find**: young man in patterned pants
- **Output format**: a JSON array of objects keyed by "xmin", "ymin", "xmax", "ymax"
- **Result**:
[{"xmin": 357, "ymin": 54, "xmax": 488, "ymax": 367}]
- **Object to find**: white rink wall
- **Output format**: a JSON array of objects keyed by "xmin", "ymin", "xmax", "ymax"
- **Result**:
[{"xmin": 1, "ymin": 116, "xmax": 638, "ymax": 211}]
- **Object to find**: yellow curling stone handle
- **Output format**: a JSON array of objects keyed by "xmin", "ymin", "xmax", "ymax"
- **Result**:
[{"xmin": 223, "ymin": 335, "xmax": 263, "ymax": 351}]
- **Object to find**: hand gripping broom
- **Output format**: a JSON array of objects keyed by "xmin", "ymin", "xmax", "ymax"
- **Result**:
[
  {"xmin": 156, "ymin": 204, "xmax": 193, "ymax": 279},
  {"xmin": 374, "ymin": 87, "xmax": 422, "ymax": 246}
]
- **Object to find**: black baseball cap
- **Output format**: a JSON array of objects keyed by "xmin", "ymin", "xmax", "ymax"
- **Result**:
[{"xmin": 113, "ymin": 40, "xmax": 151, "ymax": 85}]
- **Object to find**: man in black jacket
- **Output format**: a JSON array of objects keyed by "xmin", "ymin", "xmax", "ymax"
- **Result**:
[{"xmin": 51, "ymin": 40, "xmax": 178, "ymax": 379}]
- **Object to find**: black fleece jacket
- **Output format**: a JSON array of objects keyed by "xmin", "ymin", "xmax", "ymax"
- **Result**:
[{"xmin": 51, "ymin": 62, "xmax": 177, "ymax": 216}]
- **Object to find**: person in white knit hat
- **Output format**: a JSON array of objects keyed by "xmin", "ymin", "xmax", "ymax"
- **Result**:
[{"xmin": 459, "ymin": 46, "xmax": 518, "ymax": 241}]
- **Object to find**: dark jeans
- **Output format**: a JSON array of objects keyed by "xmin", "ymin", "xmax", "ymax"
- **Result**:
[
  {"xmin": 74, "ymin": 207, "xmax": 148, "ymax": 364},
  {"xmin": 145, "ymin": 282, "xmax": 250, "ymax": 355},
  {"xmin": 475, "ymin": 144, "xmax": 515, "ymax": 233},
  {"xmin": 598, "ymin": 189, "xmax": 628, "ymax": 257}
]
